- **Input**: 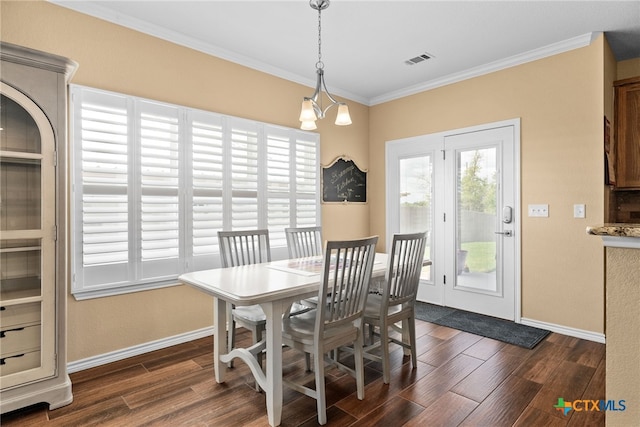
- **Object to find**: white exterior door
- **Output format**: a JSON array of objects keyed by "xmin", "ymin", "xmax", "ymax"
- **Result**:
[{"xmin": 386, "ymin": 119, "xmax": 520, "ymax": 320}]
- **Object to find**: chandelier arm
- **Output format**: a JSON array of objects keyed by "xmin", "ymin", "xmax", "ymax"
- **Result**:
[
  {"xmin": 306, "ymin": 69, "xmax": 343, "ymax": 120},
  {"xmin": 319, "ymin": 69, "xmax": 340, "ymax": 105},
  {"xmin": 306, "ymin": 69, "xmax": 324, "ymax": 118}
]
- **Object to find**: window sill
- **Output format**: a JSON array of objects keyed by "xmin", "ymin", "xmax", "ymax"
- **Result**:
[{"xmin": 72, "ymin": 280, "xmax": 182, "ymax": 300}]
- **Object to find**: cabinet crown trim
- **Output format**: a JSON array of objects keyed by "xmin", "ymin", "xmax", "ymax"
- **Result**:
[{"xmin": 0, "ymin": 42, "xmax": 77, "ymax": 80}]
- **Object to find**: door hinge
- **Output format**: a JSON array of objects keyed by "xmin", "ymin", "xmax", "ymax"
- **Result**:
[
  {"xmin": 53, "ymin": 150, "xmax": 57, "ymax": 167},
  {"xmin": 53, "ymin": 225, "xmax": 58, "ymax": 241},
  {"xmin": 443, "ymin": 213, "xmax": 446, "ymax": 222},
  {"xmin": 443, "ymin": 275, "xmax": 446, "ymax": 284},
  {"xmin": 442, "ymin": 150, "xmax": 446, "ymax": 160}
]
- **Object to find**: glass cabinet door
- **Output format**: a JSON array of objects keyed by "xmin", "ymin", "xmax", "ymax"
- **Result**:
[{"xmin": 1, "ymin": 90, "xmax": 55, "ymax": 386}]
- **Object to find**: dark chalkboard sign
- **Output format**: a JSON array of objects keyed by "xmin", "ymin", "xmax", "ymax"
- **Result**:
[{"xmin": 322, "ymin": 156, "xmax": 367, "ymax": 203}]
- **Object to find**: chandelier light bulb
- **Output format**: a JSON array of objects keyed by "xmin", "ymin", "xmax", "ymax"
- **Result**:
[
  {"xmin": 299, "ymin": 99, "xmax": 318, "ymax": 122},
  {"xmin": 334, "ymin": 103, "xmax": 352, "ymax": 126},
  {"xmin": 300, "ymin": 120, "xmax": 318, "ymax": 131}
]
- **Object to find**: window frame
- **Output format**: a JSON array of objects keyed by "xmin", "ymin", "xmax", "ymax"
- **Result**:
[{"xmin": 70, "ymin": 85, "xmax": 320, "ymax": 300}]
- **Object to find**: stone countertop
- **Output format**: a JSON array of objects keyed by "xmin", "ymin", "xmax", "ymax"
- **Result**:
[{"xmin": 587, "ymin": 223, "xmax": 640, "ymax": 238}]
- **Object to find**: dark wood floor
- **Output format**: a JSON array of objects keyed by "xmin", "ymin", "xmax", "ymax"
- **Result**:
[{"xmin": 2, "ymin": 319, "xmax": 605, "ymax": 426}]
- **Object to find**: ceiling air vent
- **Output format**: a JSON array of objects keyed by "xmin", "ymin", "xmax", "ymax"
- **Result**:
[{"xmin": 405, "ymin": 53, "xmax": 433, "ymax": 66}]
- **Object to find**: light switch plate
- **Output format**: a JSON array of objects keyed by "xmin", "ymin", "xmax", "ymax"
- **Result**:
[
  {"xmin": 528, "ymin": 204, "xmax": 549, "ymax": 217},
  {"xmin": 574, "ymin": 204, "xmax": 586, "ymax": 218}
]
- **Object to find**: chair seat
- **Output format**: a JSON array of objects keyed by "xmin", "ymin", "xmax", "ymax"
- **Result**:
[
  {"xmin": 363, "ymin": 294, "xmax": 404, "ymax": 320},
  {"xmin": 234, "ymin": 302, "xmax": 311, "ymax": 325},
  {"xmin": 232, "ymin": 305, "xmax": 265, "ymax": 324},
  {"xmin": 282, "ymin": 308, "xmax": 359, "ymax": 345}
]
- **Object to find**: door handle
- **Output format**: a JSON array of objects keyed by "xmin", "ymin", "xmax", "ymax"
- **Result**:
[{"xmin": 494, "ymin": 230, "xmax": 513, "ymax": 237}]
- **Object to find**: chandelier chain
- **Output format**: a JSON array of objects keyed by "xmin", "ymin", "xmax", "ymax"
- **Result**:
[{"xmin": 316, "ymin": 6, "xmax": 323, "ymax": 70}]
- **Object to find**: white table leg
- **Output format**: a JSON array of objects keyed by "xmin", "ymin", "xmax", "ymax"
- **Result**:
[
  {"xmin": 261, "ymin": 300, "xmax": 285, "ymax": 427},
  {"xmin": 213, "ymin": 297, "xmax": 227, "ymax": 383}
]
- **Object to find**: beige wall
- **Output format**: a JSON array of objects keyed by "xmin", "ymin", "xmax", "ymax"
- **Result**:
[
  {"xmin": 1, "ymin": 0, "xmax": 369, "ymax": 361},
  {"xmin": 2, "ymin": 0, "xmax": 628, "ymax": 362},
  {"xmin": 617, "ymin": 57, "xmax": 640, "ymax": 80},
  {"xmin": 369, "ymin": 37, "xmax": 607, "ymax": 333}
]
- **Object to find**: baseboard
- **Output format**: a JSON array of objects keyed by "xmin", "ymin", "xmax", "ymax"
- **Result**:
[
  {"xmin": 66, "ymin": 319, "xmax": 604, "ymax": 373},
  {"xmin": 67, "ymin": 327, "xmax": 214, "ymax": 373},
  {"xmin": 520, "ymin": 318, "xmax": 605, "ymax": 344}
]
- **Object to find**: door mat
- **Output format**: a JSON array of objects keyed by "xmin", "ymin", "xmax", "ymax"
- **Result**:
[{"xmin": 414, "ymin": 302, "xmax": 550, "ymax": 349}]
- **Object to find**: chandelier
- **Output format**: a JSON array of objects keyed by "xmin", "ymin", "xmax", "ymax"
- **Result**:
[{"xmin": 299, "ymin": 0, "xmax": 352, "ymax": 130}]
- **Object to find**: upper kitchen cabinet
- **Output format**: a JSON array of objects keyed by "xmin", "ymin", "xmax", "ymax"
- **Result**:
[{"xmin": 614, "ymin": 77, "xmax": 640, "ymax": 189}]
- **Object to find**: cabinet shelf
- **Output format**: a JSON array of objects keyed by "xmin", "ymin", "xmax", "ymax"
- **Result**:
[
  {"xmin": 0, "ymin": 246, "xmax": 41, "ymax": 254},
  {"xmin": 0, "ymin": 277, "xmax": 42, "ymax": 303},
  {"xmin": 0, "ymin": 151, "xmax": 43, "ymax": 163}
]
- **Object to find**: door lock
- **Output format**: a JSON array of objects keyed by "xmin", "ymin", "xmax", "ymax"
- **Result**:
[{"xmin": 494, "ymin": 230, "xmax": 513, "ymax": 237}]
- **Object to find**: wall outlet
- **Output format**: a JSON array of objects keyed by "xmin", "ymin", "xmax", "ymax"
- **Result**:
[
  {"xmin": 574, "ymin": 204, "xmax": 586, "ymax": 218},
  {"xmin": 528, "ymin": 204, "xmax": 549, "ymax": 217}
]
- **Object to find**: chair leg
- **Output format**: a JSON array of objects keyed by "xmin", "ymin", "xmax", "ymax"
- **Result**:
[
  {"xmin": 305, "ymin": 352, "xmax": 312, "ymax": 372},
  {"xmin": 354, "ymin": 330, "xmax": 365, "ymax": 400},
  {"xmin": 407, "ymin": 315, "xmax": 417, "ymax": 369},
  {"xmin": 401, "ymin": 318, "xmax": 412, "ymax": 356},
  {"xmin": 379, "ymin": 320, "xmax": 391, "ymax": 384},
  {"xmin": 315, "ymin": 347, "xmax": 327, "ymax": 425},
  {"xmin": 252, "ymin": 326, "xmax": 263, "ymax": 391}
]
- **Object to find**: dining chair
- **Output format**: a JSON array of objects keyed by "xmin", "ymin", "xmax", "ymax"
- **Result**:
[
  {"xmin": 217, "ymin": 229, "xmax": 271, "ymax": 371},
  {"xmin": 285, "ymin": 226, "xmax": 323, "ymax": 258},
  {"xmin": 282, "ymin": 236, "xmax": 378, "ymax": 425},
  {"xmin": 285, "ymin": 226, "xmax": 323, "ymax": 313},
  {"xmin": 362, "ymin": 231, "xmax": 427, "ymax": 384},
  {"xmin": 217, "ymin": 229, "xmax": 310, "ymax": 377}
]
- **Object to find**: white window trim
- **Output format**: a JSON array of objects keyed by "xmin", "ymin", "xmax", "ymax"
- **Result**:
[{"xmin": 70, "ymin": 85, "xmax": 320, "ymax": 300}]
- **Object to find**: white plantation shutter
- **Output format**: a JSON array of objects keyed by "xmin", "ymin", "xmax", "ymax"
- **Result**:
[
  {"xmin": 139, "ymin": 102, "xmax": 181, "ymax": 279},
  {"xmin": 190, "ymin": 111, "xmax": 224, "ymax": 270},
  {"xmin": 295, "ymin": 135, "xmax": 320, "ymax": 227},
  {"xmin": 71, "ymin": 85, "xmax": 320, "ymax": 298},
  {"xmin": 229, "ymin": 119, "xmax": 260, "ymax": 230},
  {"xmin": 266, "ymin": 127, "xmax": 292, "ymax": 248},
  {"xmin": 73, "ymin": 89, "xmax": 130, "ymax": 288}
]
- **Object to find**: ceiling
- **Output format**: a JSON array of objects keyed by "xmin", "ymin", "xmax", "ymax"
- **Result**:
[{"xmin": 52, "ymin": 1, "xmax": 640, "ymax": 106}]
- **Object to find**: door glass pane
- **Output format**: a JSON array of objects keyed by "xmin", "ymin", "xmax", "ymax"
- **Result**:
[
  {"xmin": 1, "ymin": 95, "xmax": 42, "ymax": 230},
  {"xmin": 399, "ymin": 155, "xmax": 432, "ymax": 281},
  {"xmin": 457, "ymin": 147, "xmax": 498, "ymax": 292},
  {"xmin": 1, "ymin": 158, "xmax": 41, "ymax": 230},
  {"xmin": 1, "ymin": 95, "xmax": 41, "ymax": 153}
]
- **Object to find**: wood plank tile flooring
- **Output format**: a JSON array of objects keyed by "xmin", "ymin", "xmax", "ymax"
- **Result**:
[{"xmin": 2, "ymin": 319, "xmax": 605, "ymax": 426}]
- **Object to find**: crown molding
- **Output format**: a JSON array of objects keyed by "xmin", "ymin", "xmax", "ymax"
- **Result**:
[
  {"xmin": 49, "ymin": 2, "xmax": 599, "ymax": 107},
  {"xmin": 369, "ymin": 32, "xmax": 599, "ymax": 105},
  {"xmin": 49, "ymin": 1, "xmax": 368, "ymax": 105}
]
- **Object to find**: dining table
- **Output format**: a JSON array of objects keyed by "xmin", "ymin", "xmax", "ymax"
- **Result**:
[{"xmin": 178, "ymin": 252, "xmax": 389, "ymax": 427}]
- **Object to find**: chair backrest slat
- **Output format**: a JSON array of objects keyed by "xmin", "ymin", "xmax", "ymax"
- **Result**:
[
  {"xmin": 316, "ymin": 236, "xmax": 378, "ymax": 335},
  {"xmin": 285, "ymin": 226, "xmax": 323, "ymax": 258},
  {"xmin": 218, "ymin": 229, "xmax": 271, "ymax": 267},
  {"xmin": 385, "ymin": 232, "xmax": 428, "ymax": 309}
]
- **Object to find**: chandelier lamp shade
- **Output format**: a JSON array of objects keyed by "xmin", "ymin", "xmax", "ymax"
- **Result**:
[{"xmin": 299, "ymin": 0, "xmax": 352, "ymax": 130}]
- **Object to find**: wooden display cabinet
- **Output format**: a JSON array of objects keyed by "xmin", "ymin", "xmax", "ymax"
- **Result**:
[{"xmin": 1, "ymin": 42, "xmax": 77, "ymax": 413}]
